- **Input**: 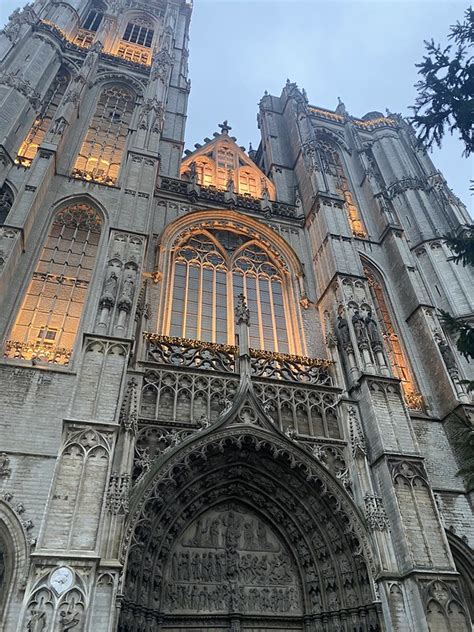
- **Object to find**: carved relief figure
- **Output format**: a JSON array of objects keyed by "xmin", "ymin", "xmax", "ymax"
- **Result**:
[{"xmin": 162, "ymin": 505, "xmax": 302, "ymax": 615}]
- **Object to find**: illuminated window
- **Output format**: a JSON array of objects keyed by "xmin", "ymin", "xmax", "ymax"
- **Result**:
[
  {"xmin": 122, "ymin": 20, "xmax": 154, "ymax": 47},
  {"xmin": 74, "ymin": 29, "xmax": 95, "ymax": 48},
  {"xmin": 72, "ymin": 86, "xmax": 135, "ymax": 185},
  {"xmin": 5, "ymin": 203, "xmax": 102, "ymax": 365},
  {"xmin": 196, "ymin": 160, "xmax": 213, "ymax": 187},
  {"xmin": 239, "ymin": 171, "xmax": 258, "ymax": 196},
  {"xmin": 0, "ymin": 184, "xmax": 14, "ymax": 225},
  {"xmin": 16, "ymin": 68, "xmax": 70, "ymax": 167},
  {"xmin": 364, "ymin": 264, "xmax": 423, "ymax": 409},
  {"xmin": 116, "ymin": 44, "xmax": 150, "ymax": 65},
  {"xmin": 169, "ymin": 230, "xmax": 290, "ymax": 353},
  {"xmin": 83, "ymin": 9, "xmax": 103, "ymax": 31},
  {"xmin": 318, "ymin": 139, "xmax": 366, "ymax": 238}
]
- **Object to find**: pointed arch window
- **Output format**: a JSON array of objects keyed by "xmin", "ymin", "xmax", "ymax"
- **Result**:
[
  {"xmin": 72, "ymin": 86, "xmax": 135, "ymax": 185},
  {"xmin": 0, "ymin": 184, "xmax": 14, "ymax": 225},
  {"xmin": 364, "ymin": 264, "xmax": 423, "ymax": 409},
  {"xmin": 5, "ymin": 203, "xmax": 102, "ymax": 365},
  {"xmin": 16, "ymin": 68, "xmax": 70, "ymax": 167},
  {"xmin": 317, "ymin": 139, "xmax": 366, "ymax": 238},
  {"xmin": 169, "ymin": 230, "xmax": 291, "ymax": 353}
]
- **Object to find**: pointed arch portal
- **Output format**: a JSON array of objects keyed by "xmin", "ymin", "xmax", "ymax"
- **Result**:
[{"xmin": 119, "ymin": 421, "xmax": 381, "ymax": 631}]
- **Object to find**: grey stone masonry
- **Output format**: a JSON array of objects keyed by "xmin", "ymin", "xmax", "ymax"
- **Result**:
[{"xmin": 0, "ymin": 2, "xmax": 471, "ymax": 631}]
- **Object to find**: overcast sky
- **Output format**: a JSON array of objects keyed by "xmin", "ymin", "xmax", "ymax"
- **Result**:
[{"xmin": 1, "ymin": 0, "xmax": 471, "ymax": 210}]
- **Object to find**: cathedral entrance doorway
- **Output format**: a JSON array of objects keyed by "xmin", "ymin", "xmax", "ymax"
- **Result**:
[{"xmin": 119, "ymin": 429, "xmax": 381, "ymax": 632}]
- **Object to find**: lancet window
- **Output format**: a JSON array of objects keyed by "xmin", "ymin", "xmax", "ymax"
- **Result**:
[
  {"xmin": 5, "ymin": 203, "xmax": 102, "ymax": 365},
  {"xmin": 364, "ymin": 264, "xmax": 423, "ymax": 409},
  {"xmin": 83, "ymin": 9, "xmax": 103, "ymax": 32},
  {"xmin": 169, "ymin": 230, "xmax": 291, "ymax": 353},
  {"xmin": 16, "ymin": 68, "xmax": 70, "ymax": 167},
  {"xmin": 317, "ymin": 139, "xmax": 366, "ymax": 238},
  {"xmin": 0, "ymin": 184, "xmax": 14, "ymax": 225},
  {"xmin": 116, "ymin": 17, "xmax": 155, "ymax": 65},
  {"xmin": 72, "ymin": 86, "xmax": 135, "ymax": 185}
]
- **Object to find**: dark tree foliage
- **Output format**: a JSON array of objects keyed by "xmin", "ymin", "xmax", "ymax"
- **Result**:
[
  {"xmin": 439, "ymin": 227, "xmax": 474, "ymax": 365},
  {"xmin": 444, "ymin": 228, "xmax": 474, "ymax": 267},
  {"xmin": 411, "ymin": 7, "xmax": 474, "ymax": 156}
]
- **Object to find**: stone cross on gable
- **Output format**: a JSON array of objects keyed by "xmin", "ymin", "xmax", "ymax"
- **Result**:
[{"xmin": 218, "ymin": 120, "xmax": 232, "ymax": 135}]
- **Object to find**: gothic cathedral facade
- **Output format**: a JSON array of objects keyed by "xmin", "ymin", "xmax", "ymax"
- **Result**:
[{"xmin": 0, "ymin": 1, "xmax": 472, "ymax": 631}]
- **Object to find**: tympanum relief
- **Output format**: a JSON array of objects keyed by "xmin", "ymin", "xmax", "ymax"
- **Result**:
[{"xmin": 163, "ymin": 505, "xmax": 303, "ymax": 616}]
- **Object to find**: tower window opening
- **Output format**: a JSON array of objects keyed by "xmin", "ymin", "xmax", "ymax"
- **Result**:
[
  {"xmin": 123, "ymin": 21, "xmax": 154, "ymax": 47},
  {"xmin": 83, "ymin": 9, "xmax": 103, "ymax": 32},
  {"xmin": 16, "ymin": 69, "xmax": 70, "ymax": 167},
  {"xmin": 365, "ymin": 264, "xmax": 423, "ymax": 409},
  {"xmin": 72, "ymin": 86, "xmax": 135, "ymax": 185}
]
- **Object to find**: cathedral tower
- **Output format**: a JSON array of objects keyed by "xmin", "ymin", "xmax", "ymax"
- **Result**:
[{"xmin": 0, "ymin": 2, "xmax": 472, "ymax": 631}]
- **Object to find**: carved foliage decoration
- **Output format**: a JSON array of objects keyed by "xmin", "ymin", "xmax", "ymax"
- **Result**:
[{"xmin": 144, "ymin": 334, "xmax": 236, "ymax": 373}]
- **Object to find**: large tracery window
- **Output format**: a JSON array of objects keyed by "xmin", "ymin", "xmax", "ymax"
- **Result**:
[
  {"xmin": 364, "ymin": 264, "xmax": 423, "ymax": 409},
  {"xmin": 317, "ymin": 139, "xmax": 366, "ymax": 238},
  {"xmin": 16, "ymin": 68, "xmax": 70, "ymax": 167},
  {"xmin": 169, "ymin": 230, "xmax": 291, "ymax": 353},
  {"xmin": 5, "ymin": 203, "xmax": 102, "ymax": 365},
  {"xmin": 72, "ymin": 86, "xmax": 135, "ymax": 185}
]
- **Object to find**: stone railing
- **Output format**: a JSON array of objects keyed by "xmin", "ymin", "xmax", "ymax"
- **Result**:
[
  {"xmin": 138, "ymin": 334, "xmax": 340, "ymax": 440},
  {"xmin": 250, "ymin": 348, "xmax": 333, "ymax": 386},
  {"xmin": 143, "ymin": 334, "xmax": 237, "ymax": 373},
  {"xmin": 143, "ymin": 334, "xmax": 333, "ymax": 386},
  {"xmin": 156, "ymin": 177, "xmax": 301, "ymax": 220}
]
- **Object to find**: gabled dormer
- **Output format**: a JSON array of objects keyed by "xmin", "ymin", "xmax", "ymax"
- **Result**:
[{"xmin": 181, "ymin": 121, "xmax": 276, "ymax": 200}]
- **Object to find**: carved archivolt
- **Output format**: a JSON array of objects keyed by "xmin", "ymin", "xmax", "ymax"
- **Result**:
[{"xmin": 120, "ymin": 426, "xmax": 380, "ymax": 630}]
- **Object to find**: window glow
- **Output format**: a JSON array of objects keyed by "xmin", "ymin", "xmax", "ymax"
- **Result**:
[
  {"xmin": 72, "ymin": 86, "xmax": 135, "ymax": 185},
  {"xmin": 365, "ymin": 265, "xmax": 423, "ymax": 409},
  {"xmin": 169, "ymin": 230, "xmax": 290, "ymax": 353},
  {"xmin": 5, "ymin": 204, "xmax": 102, "ymax": 365},
  {"xmin": 16, "ymin": 69, "xmax": 70, "ymax": 167}
]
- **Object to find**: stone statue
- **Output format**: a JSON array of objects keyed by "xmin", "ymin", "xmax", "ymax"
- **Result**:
[
  {"xmin": 438, "ymin": 340, "xmax": 457, "ymax": 371},
  {"xmin": 337, "ymin": 315, "xmax": 351, "ymax": 346},
  {"xmin": 364, "ymin": 309, "xmax": 381, "ymax": 346},
  {"xmin": 27, "ymin": 610, "xmax": 46, "ymax": 632},
  {"xmin": 235, "ymin": 293, "xmax": 250, "ymax": 325},
  {"xmin": 103, "ymin": 271, "xmax": 118, "ymax": 297},
  {"xmin": 121, "ymin": 276, "xmax": 135, "ymax": 300},
  {"xmin": 352, "ymin": 310, "xmax": 367, "ymax": 343}
]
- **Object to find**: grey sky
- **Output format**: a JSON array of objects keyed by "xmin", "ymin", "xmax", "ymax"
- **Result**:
[{"xmin": 1, "ymin": 0, "xmax": 472, "ymax": 210}]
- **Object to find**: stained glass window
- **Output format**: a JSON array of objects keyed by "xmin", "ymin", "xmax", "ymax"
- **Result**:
[
  {"xmin": 318, "ymin": 139, "xmax": 366, "ymax": 238},
  {"xmin": 169, "ymin": 230, "xmax": 290, "ymax": 353},
  {"xmin": 72, "ymin": 86, "xmax": 135, "ymax": 185},
  {"xmin": 5, "ymin": 203, "xmax": 102, "ymax": 365},
  {"xmin": 364, "ymin": 264, "xmax": 423, "ymax": 409},
  {"xmin": 16, "ymin": 68, "xmax": 70, "ymax": 166}
]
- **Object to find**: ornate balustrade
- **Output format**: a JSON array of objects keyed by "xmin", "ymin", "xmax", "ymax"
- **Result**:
[
  {"xmin": 140, "ymin": 334, "xmax": 340, "ymax": 438},
  {"xmin": 156, "ymin": 177, "xmax": 301, "ymax": 220}
]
